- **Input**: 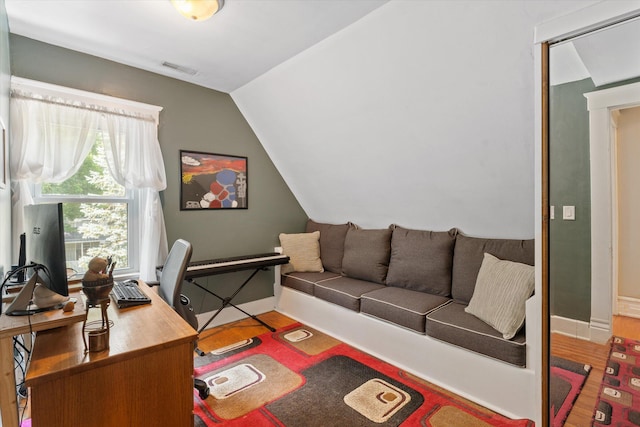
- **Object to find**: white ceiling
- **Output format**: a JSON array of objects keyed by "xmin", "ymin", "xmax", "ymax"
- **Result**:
[
  {"xmin": 550, "ymin": 16, "xmax": 640, "ymax": 87},
  {"xmin": 5, "ymin": 0, "xmax": 388, "ymax": 93},
  {"xmin": 572, "ymin": 17, "xmax": 640, "ymax": 86}
]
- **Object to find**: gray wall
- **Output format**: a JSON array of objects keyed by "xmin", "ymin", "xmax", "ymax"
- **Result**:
[
  {"xmin": 549, "ymin": 78, "xmax": 594, "ymax": 322},
  {"xmin": 550, "ymin": 76, "xmax": 640, "ymax": 322},
  {"xmin": 10, "ymin": 35, "xmax": 308, "ymax": 312}
]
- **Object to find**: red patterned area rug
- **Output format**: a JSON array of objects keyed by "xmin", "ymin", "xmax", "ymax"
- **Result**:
[
  {"xmin": 592, "ymin": 336, "xmax": 640, "ymax": 426},
  {"xmin": 193, "ymin": 323, "xmax": 534, "ymax": 426},
  {"xmin": 550, "ymin": 356, "xmax": 591, "ymax": 427}
]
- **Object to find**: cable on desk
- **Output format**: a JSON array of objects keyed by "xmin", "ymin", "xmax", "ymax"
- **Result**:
[
  {"xmin": 13, "ymin": 334, "xmax": 30, "ymax": 397},
  {"xmin": 1, "ymin": 263, "xmax": 49, "ymax": 313},
  {"xmin": 13, "ymin": 331, "xmax": 34, "ymax": 424},
  {"xmin": 2, "ymin": 264, "xmax": 49, "ymax": 424}
]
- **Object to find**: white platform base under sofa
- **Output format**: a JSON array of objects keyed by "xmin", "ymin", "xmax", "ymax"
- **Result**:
[{"xmin": 274, "ymin": 279, "xmax": 537, "ymax": 421}]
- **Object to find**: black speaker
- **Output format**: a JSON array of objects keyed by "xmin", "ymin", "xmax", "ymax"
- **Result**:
[{"xmin": 17, "ymin": 233, "xmax": 26, "ymax": 282}]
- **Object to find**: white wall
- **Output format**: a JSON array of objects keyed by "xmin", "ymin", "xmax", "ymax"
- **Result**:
[{"xmin": 232, "ymin": 0, "xmax": 597, "ymax": 238}]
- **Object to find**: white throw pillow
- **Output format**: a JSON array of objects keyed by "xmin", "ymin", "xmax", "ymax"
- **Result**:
[
  {"xmin": 279, "ymin": 231, "xmax": 324, "ymax": 274},
  {"xmin": 465, "ymin": 253, "xmax": 534, "ymax": 339}
]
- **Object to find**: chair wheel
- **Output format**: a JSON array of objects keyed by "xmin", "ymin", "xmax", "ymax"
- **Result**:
[
  {"xmin": 199, "ymin": 387, "xmax": 209, "ymax": 400},
  {"xmin": 195, "ymin": 378, "xmax": 209, "ymax": 400}
]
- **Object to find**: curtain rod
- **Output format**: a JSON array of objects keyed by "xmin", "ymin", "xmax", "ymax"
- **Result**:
[
  {"xmin": 10, "ymin": 76, "xmax": 163, "ymax": 124},
  {"xmin": 11, "ymin": 90, "xmax": 157, "ymax": 124}
]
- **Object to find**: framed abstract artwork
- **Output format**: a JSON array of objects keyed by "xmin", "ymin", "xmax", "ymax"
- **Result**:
[{"xmin": 180, "ymin": 150, "xmax": 248, "ymax": 210}]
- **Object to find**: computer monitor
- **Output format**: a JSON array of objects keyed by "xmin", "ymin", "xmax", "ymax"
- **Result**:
[
  {"xmin": 3, "ymin": 203, "xmax": 69, "ymax": 316},
  {"xmin": 24, "ymin": 203, "xmax": 69, "ymax": 297}
]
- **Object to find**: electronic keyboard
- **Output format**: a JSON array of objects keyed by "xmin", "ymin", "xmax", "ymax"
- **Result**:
[{"xmin": 182, "ymin": 252, "xmax": 289, "ymax": 279}]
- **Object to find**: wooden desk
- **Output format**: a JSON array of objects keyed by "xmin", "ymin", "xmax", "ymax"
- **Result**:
[
  {"xmin": 0, "ymin": 293, "xmax": 86, "ymax": 427},
  {"xmin": 25, "ymin": 285, "xmax": 197, "ymax": 427}
]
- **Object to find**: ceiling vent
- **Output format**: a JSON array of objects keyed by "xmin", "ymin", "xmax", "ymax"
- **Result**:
[{"xmin": 161, "ymin": 61, "xmax": 198, "ymax": 76}]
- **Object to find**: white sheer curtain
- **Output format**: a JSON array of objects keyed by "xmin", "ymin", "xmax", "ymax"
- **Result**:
[
  {"xmin": 10, "ymin": 90, "xmax": 100, "ymax": 256},
  {"xmin": 10, "ymin": 79, "xmax": 168, "ymax": 281},
  {"xmin": 102, "ymin": 113, "xmax": 168, "ymax": 280}
]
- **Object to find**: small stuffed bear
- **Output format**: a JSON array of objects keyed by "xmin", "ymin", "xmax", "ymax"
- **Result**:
[{"xmin": 83, "ymin": 257, "xmax": 110, "ymax": 282}]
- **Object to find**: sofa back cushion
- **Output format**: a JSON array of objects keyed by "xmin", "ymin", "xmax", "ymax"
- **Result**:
[
  {"xmin": 451, "ymin": 234, "xmax": 534, "ymax": 303},
  {"xmin": 386, "ymin": 226, "xmax": 457, "ymax": 296},
  {"xmin": 341, "ymin": 226, "xmax": 392, "ymax": 284},
  {"xmin": 305, "ymin": 219, "xmax": 350, "ymax": 274}
]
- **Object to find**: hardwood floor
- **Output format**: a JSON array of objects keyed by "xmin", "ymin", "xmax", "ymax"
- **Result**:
[
  {"xmin": 551, "ymin": 315, "xmax": 640, "ymax": 427},
  {"xmin": 197, "ymin": 311, "xmax": 297, "ymax": 352}
]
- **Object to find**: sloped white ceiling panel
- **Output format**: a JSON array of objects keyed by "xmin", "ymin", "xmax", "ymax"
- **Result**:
[
  {"xmin": 5, "ymin": 0, "xmax": 388, "ymax": 93},
  {"xmin": 233, "ymin": 1, "xmax": 598, "ymax": 238},
  {"xmin": 573, "ymin": 17, "xmax": 640, "ymax": 86}
]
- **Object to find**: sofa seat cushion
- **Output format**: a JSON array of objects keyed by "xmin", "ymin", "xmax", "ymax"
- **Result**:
[
  {"xmin": 425, "ymin": 301, "xmax": 526, "ymax": 367},
  {"xmin": 281, "ymin": 271, "xmax": 341, "ymax": 295},
  {"xmin": 361, "ymin": 287, "xmax": 451, "ymax": 333},
  {"xmin": 314, "ymin": 276, "xmax": 385, "ymax": 311}
]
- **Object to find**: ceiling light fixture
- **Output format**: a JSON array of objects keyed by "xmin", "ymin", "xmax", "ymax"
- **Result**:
[{"xmin": 171, "ymin": 0, "xmax": 224, "ymax": 22}]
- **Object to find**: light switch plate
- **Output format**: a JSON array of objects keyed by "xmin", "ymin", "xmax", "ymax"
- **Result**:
[
  {"xmin": 550, "ymin": 205, "xmax": 554, "ymax": 220},
  {"xmin": 563, "ymin": 205, "xmax": 575, "ymax": 220}
]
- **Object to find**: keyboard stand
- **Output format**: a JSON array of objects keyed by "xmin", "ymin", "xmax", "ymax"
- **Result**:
[{"xmin": 187, "ymin": 267, "xmax": 276, "ymax": 333}]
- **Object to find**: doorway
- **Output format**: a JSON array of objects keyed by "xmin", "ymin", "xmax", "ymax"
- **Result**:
[
  {"xmin": 614, "ymin": 105, "xmax": 640, "ymax": 318},
  {"xmin": 585, "ymin": 81, "xmax": 640, "ymax": 342}
]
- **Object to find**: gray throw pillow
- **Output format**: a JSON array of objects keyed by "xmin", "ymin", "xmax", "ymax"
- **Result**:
[
  {"xmin": 341, "ymin": 226, "xmax": 392, "ymax": 284},
  {"xmin": 386, "ymin": 226, "xmax": 457, "ymax": 296},
  {"xmin": 305, "ymin": 219, "xmax": 350, "ymax": 274},
  {"xmin": 465, "ymin": 253, "xmax": 535, "ymax": 339}
]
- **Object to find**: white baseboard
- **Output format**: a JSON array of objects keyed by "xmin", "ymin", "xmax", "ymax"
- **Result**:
[
  {"xmin": 589, "ymin": 317, "xmax": 612, "ymax": 344},
  {"xmin": 550, "ymin": 315, "xmax": 591, "ymax": 340},
  {"xmin": 617, "ymin": 296, "xmax": 640, "ymax": 319},
  {"xmin": 195, "ymin": 296, "xmax": 276, "ymax": 331},
  {"xmin": 550, "ymin": 314, "xmax": 612, "ymax": 343}
]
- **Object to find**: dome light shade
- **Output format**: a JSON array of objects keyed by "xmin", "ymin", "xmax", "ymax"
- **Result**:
[{"xmin": 171, "ymin": 0, "xmax": 224, "ymax": 22}]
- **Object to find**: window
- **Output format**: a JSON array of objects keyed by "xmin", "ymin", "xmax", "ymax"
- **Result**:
[
  {"xmin": 11, "ymin": 77, "xmax": 167, "ymax": 281},
  {"xmin": 33, "ymin": 135, "xmax": 139, "ymax": 278}
]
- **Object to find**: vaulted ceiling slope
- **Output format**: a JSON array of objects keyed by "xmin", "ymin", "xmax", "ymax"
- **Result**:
[
  {"xmin": 231, "ymin": 0, "xmax": 601, "ymax": 237},
  {"xmin": 5, "ymin": 0, "xmax": 388, "ymax": 93},
  {"xmin": 550, "ymin": 16, "xmax": 640, "ymax": 86}
]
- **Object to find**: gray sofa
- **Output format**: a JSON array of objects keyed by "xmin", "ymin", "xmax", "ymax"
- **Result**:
[{"xmin": 280, "ymin": 220, "xmax": 534, "ymax": 367}]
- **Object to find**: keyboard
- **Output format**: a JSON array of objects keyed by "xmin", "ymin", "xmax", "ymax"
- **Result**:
[{"xmin": 111, "ymin": 280, "xmax": 151, "ymax": 308}]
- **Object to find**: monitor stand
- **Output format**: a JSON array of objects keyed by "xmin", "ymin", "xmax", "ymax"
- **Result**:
[{"xmin": 3, "ymin": 271, "xmax": 68, "ymax": 316}]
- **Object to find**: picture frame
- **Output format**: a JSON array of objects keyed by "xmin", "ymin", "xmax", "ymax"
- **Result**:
[
  {"xmin": 0, "ymin": 119, "xmax": 6, "ymax": 189},
  {"xmin": 180, "ymin": 150, "xmax": 248, "ymax": 210}
]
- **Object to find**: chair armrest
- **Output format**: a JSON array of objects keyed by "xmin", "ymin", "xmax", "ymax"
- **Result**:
[{"xmin": 145, "ymin": 280, "xmax": 160, "ymax": 287}]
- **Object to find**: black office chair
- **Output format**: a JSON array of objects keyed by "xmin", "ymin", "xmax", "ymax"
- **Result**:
[{"xmin": 154, "ymin": 238, "xmax": 209, "ymax": 400}]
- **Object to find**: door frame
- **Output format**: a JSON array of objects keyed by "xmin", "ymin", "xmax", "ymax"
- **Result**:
[
  {"xmin": 534, "ymin": 3, "xmax": 640, "ymax": 427},
  {"xmin": 586, "ymin": 83, "xmax": 640, "ymax": 330}
]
